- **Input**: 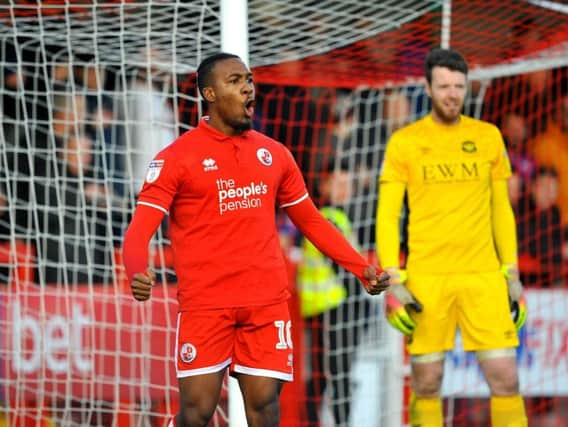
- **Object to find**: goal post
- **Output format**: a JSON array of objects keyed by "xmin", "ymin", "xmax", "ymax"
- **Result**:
[
  {"xmin": 219, "ymin": 1, "xmax": 249, "ymax": 425},
  {"xmin": 1, "ymin": 2, "xmax": 568, "ymax": 427}
]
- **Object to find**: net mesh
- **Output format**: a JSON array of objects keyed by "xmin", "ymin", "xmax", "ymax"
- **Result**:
[{"xmin": 0, "ymin": 1, "xmax": 567, "ymax": 426}]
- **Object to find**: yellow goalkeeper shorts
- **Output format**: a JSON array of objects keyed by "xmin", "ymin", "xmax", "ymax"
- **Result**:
[{"xmin": 405, "ymin": 271, "xmax": 519, "ymax": 355}]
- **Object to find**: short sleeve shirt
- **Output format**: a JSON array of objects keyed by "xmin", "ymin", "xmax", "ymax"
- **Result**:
[
  {"xmin": 379, "ymin": 114, "xmax": 511, "ymax": 273},
  {"xmin": 138, "ymin": 118, "xmax": 308, "ymax": 310}
]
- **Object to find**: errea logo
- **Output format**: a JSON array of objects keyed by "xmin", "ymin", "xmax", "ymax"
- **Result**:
[{"xmin": 202, "ymin": 158, "xmax": 218, "ymax": 171}]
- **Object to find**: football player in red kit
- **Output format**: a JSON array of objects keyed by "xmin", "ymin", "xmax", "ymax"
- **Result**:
[{"xmin": 122, "ymin": 52, "xmax": 390, "ymax": 427}]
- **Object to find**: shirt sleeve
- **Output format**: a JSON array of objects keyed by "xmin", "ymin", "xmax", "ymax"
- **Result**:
[
  {"xmin": 379, "ymin": 132, "xmax": 408, "ymax": 184},
  {"xmin": 376, "ymin": 181, "xmax": 406, "ymax": 269},
  {"xmin": 137, "ymin": 147, "xmax": 182, "ymax": 213},
  {"xmin": 277, "ymin": 145, "xmax": 309, "ymax": 208},
  {"xmin": 490, "ymin": 125, "xmax": 512, "ymax": 181},
  {"xmin": 122, "ymin": 204, "xmax": 166, "ymax": 280},
  {"xmin": 491, "ymin": 179, "xmax": 518, "ymax": 265},
  {"xmin": 286, "ymin": 197, "xmax": 376, "ymax": 284}
]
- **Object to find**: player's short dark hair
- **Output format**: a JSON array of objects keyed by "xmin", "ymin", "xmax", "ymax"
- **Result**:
[
  {"xmin": 320, "ymin": 157, "xmax": 351, "ymax": 176},
  {"xmin": 532, "ymin": 165, "xmax": 558, "ymax": 181},
  {"xmin": 312, "ymin": 157, "xmax": 351, "ymax": 205},
  {"xmin": 425, "ymin": 48, "xmax": 468, "ymax": 84},
  {"xmin": 196, "ymin": 52, "xmax": 241, "ymax": 99}
]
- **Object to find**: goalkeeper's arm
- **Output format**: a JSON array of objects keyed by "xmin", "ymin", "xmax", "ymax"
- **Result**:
[
  {"xmin": 376, "ymin": 181, "xmax": 422, "ymax": 335},
  {"xmin": 376, "ymin": 181, "xmax": 405, "ymax": 271},
  {"xmin": 492, "ymin": 178, "xmax": 527, "ymax": 330},
  {"xmin": 492, "ymin": 179, "xmax": 518, "ymax": 266}
]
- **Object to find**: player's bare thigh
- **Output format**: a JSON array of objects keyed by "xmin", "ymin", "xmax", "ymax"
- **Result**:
[{"xmin": 177, "ymin": 370, "xmax": 227, "ymax": 423}]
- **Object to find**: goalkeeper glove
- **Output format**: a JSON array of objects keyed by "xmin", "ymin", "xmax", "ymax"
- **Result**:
[
  {"xmin": 501, "ymin": 263, "xmax": 527, "ymax": 331},
  {"xmin": 384, "ymin": 268, "xmax": 423, "ymax": 335}
]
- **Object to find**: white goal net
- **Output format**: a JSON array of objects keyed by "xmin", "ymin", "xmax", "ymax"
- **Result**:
[{"xmin": 1, "ymin": 1, "xmax": 567, "ymax": 426}]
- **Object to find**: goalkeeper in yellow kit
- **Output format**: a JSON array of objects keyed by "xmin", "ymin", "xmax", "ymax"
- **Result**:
[{"xmin": 376, "ymin": 48, "xmax": 527, "ymax": 427}]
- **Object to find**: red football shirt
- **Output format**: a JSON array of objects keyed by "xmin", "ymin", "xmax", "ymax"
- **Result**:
[{"xmin": 137, "ymin": 118, "xmax": 308, "ymax": 310}]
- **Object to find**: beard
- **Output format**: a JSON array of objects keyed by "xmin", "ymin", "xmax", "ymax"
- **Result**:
[
  {"xmin": 236, "ymin": 119, "xmax": 253, "ymax": 131},
  {"xmin": 231, "ymin": 116, "xmax": 253, "ymax": 132},
  {"xmin": 431, "ymin": 98, "xmax": 462, "ymax": 124}
]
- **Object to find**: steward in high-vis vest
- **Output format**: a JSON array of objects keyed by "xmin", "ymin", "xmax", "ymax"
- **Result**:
[
  {"xmin": 297, "ymin": 158, "xmax": 374, "ymax": 427},
  {"xmin": 297, "ymin": 206, "xmax": 353, "ymax": 317}
]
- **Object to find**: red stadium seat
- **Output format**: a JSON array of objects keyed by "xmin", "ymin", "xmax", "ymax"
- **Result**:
[{"xmin": 0, "ymin": 240, "xmax": 35, "ymax": 284}]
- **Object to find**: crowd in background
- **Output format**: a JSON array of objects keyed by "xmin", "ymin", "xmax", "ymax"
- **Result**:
[
  {"xmin": 486, "ymin": 68, "xmax": 568, "ymax": 287},
  {"xmin": 0, "ymin": 41, "xmax": 566, "ymax": 290},
  {"xmin": 0, "ymin": 40, "xmax": 177, "ymax": 285},
  {"xmin": 0, "ymin": 43, "xmax": 568, "ymax": 286}
]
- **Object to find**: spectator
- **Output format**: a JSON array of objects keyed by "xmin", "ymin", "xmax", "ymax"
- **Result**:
[
  {"xmin": 124, "ymin": 47, "xmax": 177, "ymax": 196},
  {"xmin": 2, "ymin": 41, "xmax": 37, "ymax": 239},
  {"xmin": 501, "ymin": 111, "xmax": 535, "ymax": 182},
  {"xmin": 334, "ymin": 89, "xmax": 411, "ymax": 250},
  {"xmin": 75, "ymin": 62, "xmax": 130, "ymax": 244},
  {"xmin": 36, "ymin": 94, "xmax": 114, "ymax": 284},
  {"xmin": 532, "ymin": 93, "xmax": 568, "ymax": 229},
  {"xmin": 45, "ymin": 134, "xmax": 111, "ymax": 284},
  {"xmin": 500, "ymin": 112, "xmax": 535, "ymax": 230},
  {"xmin": 383, "ymin": 90, "xmax": 412, "ymax": 134},
  {"xmin": 76, "ymin": 62, "xmax": 127, "ymax": 198},
  {"xmin": 519, "ymin": 167, "xmax": 568, "ymax": 287},
  {"xmin": 1, "ymin": 40, "xmax": 26, "ymax": 145},
  {"xmin": 483, "ymin": 69, "xmax": 551, "ymax": 138}
]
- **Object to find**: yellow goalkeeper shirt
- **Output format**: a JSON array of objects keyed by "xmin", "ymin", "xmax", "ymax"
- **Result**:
[{"xmin": 379, "ymin": 114, "xmax": 512, "ymax": 274}]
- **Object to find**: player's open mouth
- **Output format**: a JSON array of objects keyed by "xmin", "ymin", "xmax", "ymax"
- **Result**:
[{"xmin": 245, "ymin": 99, "xmax": 255, "ymax": 118}]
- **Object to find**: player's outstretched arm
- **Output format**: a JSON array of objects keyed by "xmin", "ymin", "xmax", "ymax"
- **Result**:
[
  {"xmin": 286, "ymin": 197, "xmax": 390, "ymax": 295},
  {"xmin": 122, "ymin": 204, "xmax": 165, "ymax": 301}
]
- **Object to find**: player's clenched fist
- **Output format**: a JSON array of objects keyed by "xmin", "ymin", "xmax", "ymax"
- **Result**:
[
  {"xmin": 362, "ymin": 266, "xmax": 390, "ymax": 295},
  {"xmin": 130, "ymin": 270, "xmax": 156, "ymax": 301}
]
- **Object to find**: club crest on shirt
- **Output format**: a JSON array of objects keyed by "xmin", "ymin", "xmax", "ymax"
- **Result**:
[
  {"xmin": 179, "ymin": 342, "xmax": 197, "ymax": 364},
  {"xmin": 461, "ymin": 140, "xmax": 477, "ymax": 153},
  {"xmin": 145, "ymin": 160, "xmax": 165, "ymax": 183},
  {"xmin": 256, "ymin": 148, "xmax": 273, "ymax": 166}
]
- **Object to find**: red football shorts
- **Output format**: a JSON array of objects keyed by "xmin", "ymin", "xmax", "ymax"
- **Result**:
[{"xmin": 175, "ymin": 301, "xmax": 293, "ymax": 381}]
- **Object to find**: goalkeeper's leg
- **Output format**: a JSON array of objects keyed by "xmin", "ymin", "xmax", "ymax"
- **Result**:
[
  {"xmin": 478, "ymin": 350, "xmax": 527, "ymax": 427},
  {"xmin": 458, "ymin": 271, "xmax": 526, "ymax": 427},
  {"xmin": 403, "ymin": 273, "xmax": 452, "ymax": 427},
  {"xmin": 409, "ymin": 354, "xmax": 445, "ymax": 427}
]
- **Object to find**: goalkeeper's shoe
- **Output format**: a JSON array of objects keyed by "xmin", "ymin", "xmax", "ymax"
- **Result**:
[
  {"xmin": 501, "ymin": 263, "xmax": 527, "ymax": 331},
  {"xmin": 384, "ymin": 268, "xmax": 423, "ymax": 335}
]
